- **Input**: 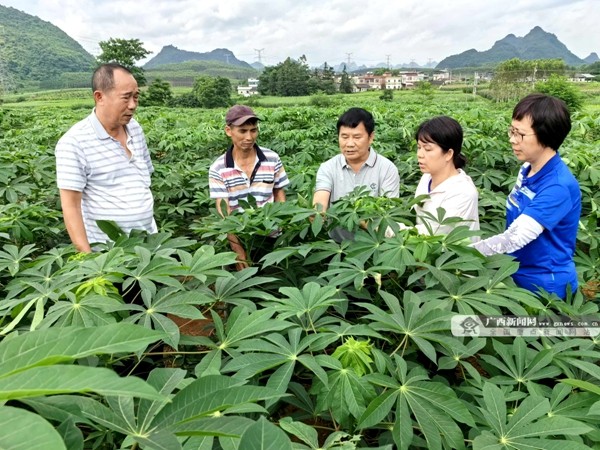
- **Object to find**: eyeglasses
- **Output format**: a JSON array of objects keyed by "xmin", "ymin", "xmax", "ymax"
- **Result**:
[{"xmin": 507, "ymin": 127, "xmax": 536, "ymax": 142}]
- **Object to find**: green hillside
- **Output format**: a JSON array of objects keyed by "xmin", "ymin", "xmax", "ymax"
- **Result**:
[
  {"xmin": 437, "ymin": 26, "xmax": 586, "ymax": 69},
  {"xmin": 0, "ymin": 5, "xmax": 96, "ymax": 89},
  {"xmin": 144, "ymin": 45, "xmax": 254, "ymax": 69},
  {"xmin": 145, "ymin": 60, "xmax": 259, "ymax": 86}
]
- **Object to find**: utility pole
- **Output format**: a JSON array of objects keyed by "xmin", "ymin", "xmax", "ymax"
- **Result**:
[
  {"xmin": 473, "ymin": 71, "xmax": 478, "ymax": 96},
  {"xmin": 254, "ymin": 48, "xmax": 264, "ymax": 64}
]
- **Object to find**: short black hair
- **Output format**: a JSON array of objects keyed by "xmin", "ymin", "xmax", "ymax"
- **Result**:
[
  {"xmin": 337, "ymin": 107, "xmax": 375, "ymax": 135},
  {"xmin": 415, "ymin": 116, "xmax": 467, "ymax": 169},
  {"xmin": 513, "ymin": 93, "xmax": 571, "ymax": 151},
  {"xmin": 92, "ymin": 63, "xmax": 133, "ymax": 93}
]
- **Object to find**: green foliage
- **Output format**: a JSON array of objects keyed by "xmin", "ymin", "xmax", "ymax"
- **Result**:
[
  {"xmin": 535, "ymin": 74, "xmax": 583, "ymax": 111},
  {"xmin": 192, "ymin": 75, "xmax": 232, "ymax": 108},
  {"xmin": 258, "ymin": 56, "xmax": 312, "ymax": 96},
  {"xmin": 339, "ymin": 65, "xmax": 354, "ymax": 93},
  {"xmin": 0, "ymin": 5, "xmax": 95, "ymax": 87},
  {"xmin": 97, "ymin": 37, "xmax": 151, "ymax": 86},
  {"xmin": 141, "ymin": 77, "xmax": 174, "ymax": 106},
  {"xmin": 379, "ymin": 89, "xmax": 394, "ymax": 102},
  {"xmin": 415, "ymin": 81, "xmax": 434, "ymax": 100},
  {"xmin": 490, "ymin": 58, "xmax": 567, "ymax": 102},
  {"xmin": 0, "ymin": 94, "xmax": 599, "ymax": 448},
  {"xmin": 309, "ymin": 92, "xmax": 335, "ymax": 107}
]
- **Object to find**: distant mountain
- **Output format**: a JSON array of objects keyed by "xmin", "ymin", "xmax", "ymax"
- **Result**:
[
  {"xmin": 0, "ymin": 5, "xmax": 95, "ymax": 86},
  {"xmin": 144, "ymin": 45, "xmax": 254, "ymax": 69},
  {"xmin": 436, "ymin": 26, "xmax": 587, "ymax": 69},
  {"xmin": 584, "ymin": 52, "xmax": 599, "ymax": 64},
  {"xmin": 250, "ymin": 62, "xmax": 265, "ymax": 71}
]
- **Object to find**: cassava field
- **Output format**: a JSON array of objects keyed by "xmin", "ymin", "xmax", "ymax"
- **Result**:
[{"xmin": 0, "ymin": 88, "xmax": 599, "ymax": 449}]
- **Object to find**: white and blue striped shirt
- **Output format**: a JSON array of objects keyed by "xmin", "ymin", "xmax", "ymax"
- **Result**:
[{"xmin": 55, "ymin": 110, "xmax": 157, "ymax": 245}]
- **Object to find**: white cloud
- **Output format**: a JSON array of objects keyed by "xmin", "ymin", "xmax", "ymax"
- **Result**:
[{"xmin": 1, "ymin": 0, "xmax": 597, "ymax": 66}]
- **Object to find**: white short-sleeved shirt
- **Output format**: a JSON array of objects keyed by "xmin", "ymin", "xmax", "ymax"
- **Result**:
[
  {"xmin": 414, "ymin": 169, "xmax": 479, "ymax": 235},
  {"xmin": 55, "ymin": 110, "xmax": 157, "ymax": 245}
]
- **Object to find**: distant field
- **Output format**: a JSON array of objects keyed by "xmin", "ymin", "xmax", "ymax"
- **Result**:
[{"xmin": 3, "ymin": 81, "xmax": 598, "ymax": 112}]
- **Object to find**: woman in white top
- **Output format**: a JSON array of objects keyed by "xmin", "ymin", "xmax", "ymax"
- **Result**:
[{"xmin": 409, "ymin": 116, "xmax": 479, "ymax": 235}]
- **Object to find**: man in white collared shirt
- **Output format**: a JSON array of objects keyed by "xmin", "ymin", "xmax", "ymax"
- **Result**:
[{"xmin": 55, "ymin": 63, "xmax": 156, "ymax": 252}]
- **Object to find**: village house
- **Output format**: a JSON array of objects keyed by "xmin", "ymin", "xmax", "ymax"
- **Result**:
[{"xmin": 237, "ymin": 78, "xmax": 259, "ymax": 97}]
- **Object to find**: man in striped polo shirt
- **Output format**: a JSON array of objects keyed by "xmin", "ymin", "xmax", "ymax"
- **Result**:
[
  {"xmin": 55, "ymin": 63, "xmax": 157, "ymax": 252},
  {"xmin": 209, "ymin": 105, "xmax": 289, "ymax": 268}
]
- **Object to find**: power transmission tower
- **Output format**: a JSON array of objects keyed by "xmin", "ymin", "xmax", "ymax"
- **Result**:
[
  {"xmin": 254, "ymin": 48, "xmax": 264, "ymax": 64},
  {"xmin": 473, "ymin": 71, "xmax": 478, "ymax": 96},
  {"xmin": 386, "ymin": 54, "xmax": 391, "ymax": 70},
  {"xmin": 345, "ymin": 53, "xmax": 353, "ymax": 68}
]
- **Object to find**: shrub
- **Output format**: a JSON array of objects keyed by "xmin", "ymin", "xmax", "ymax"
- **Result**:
[{"xmin": 535, "ymin": 75, "xmax": 583, "ymax": 111}]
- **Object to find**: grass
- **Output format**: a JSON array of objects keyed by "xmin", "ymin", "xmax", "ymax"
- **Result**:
[{"xmin": 2, "ymin": 82, "xmax": 597, "ymax": 111}]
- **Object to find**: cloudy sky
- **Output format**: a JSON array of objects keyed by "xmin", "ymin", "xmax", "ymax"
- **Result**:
[{"xmin": 1, "ymin": 0, "xmax": 598, "ymax": 67}]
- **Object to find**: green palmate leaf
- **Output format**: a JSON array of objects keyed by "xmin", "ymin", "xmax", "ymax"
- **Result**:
[
  {"xmin": 0, "ymin": 365, "xmax": 164, "ymax": 401},
  {"xmin": 172, "ymin": 416, "xmax": 254, "ymax": 437},
  {"xmin": 0, "ymin": 323, "xmax": 164, "ymax": 378},
  {"xmin": 393, "ymin": 394, "xmax": 413, "ymax": 450},
  {"xmin": 265, "ymin": 361, "xmax": 295, "ymax": 407},
  {"xmin": 177, "ymin": 246, "xmax": 237, "ymax": 283},
  {"xmin": 238, "ymin": 416, "xmax": 292, "ymax": 450},
  {"xmin": 96, "ymin": 220, "xmax": 126, "ymax": 241},
  {"xmin": 182, "ymin": 436, "xmax": 214, "ymax": 449},
  {"xmin": 21, "ymin": 395, "xmax": 100, "ymax": 429},
  {"xmin": 560, "ymin": 379, "xmax": 600, "ymax": 396},
  {"xmin": 121, "ymin": 247, "xmax": 184, "ymax": 301},
  {"xmin": 358, "ymin": 389, "xmax": 397, "ymax": 429},
  {"xmin": 360, "ymin": 356, "xmax": 473, "ymax": 450},
  {"xmin": 153, "ymin": 375, "xmax": 282, "ymax": 428},
  {"xmin": 196, "ymin": 267, "xmax": 279, "ymax": 310},
  {"xmin": 315, "ymin": 364, "xmax": 375, "ymax": 429},
  {"xmin": 132, "ymin": 430, "xmax": 183, "ymax": 450},
  {"xmin": 56, "ymin": 417, "xmax": 83, "ymax": 450},
  {"xmin": 137, "ymin": 368, "xmax": 187, "ymax": 432},
  {"xmin": 358, "ymin": 290, "xmax": 458, "ymax": 363},
  {"xmin": 474, "ymin": 383, "xmax": 594, "ymax": 450},
  {"xmin": 279, "ymin": 417, "xmax": 319, "ymax": 448},
  {"xmin": 0, "ymin": 406, "xmax": 66, "ymax": 450},
  {"xmin": 481, "ymin": 338, "xmax": 561, "ymax": 388},
  {"xmin": 41, "ymin": 294, "xmax": 121, "ymax": 329},
  {"xmin": 0, "ymin": 243, "xmax": 37, "ymax": 276},
  {"xmin": 266, "ymin": 282, "xmax": 344, "ymax": 329},
  {"xmin": 215, "ymin": 306, "xmax": 292, "ymax": 351}
]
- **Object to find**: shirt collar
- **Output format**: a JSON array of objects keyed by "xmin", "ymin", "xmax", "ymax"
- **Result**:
[
  {"xmin": 89, "ymin": 108, "xmax": 132, "ymax": 142},
  {"xmin": 342, "ymin": 148, "xmax": 377, "ymax": 169},
  {"xmin": 225, "ymin": 143, "xmax": 266, "ymax": 168},
  {"xmin": 521, "ymin": 152, "xmax": 561, "ymax": 182}
]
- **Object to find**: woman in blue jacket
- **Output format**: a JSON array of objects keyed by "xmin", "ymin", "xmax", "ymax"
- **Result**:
[{"xmin": 473, "ymin": 93, "xmax": 581, "ymax": 299}]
